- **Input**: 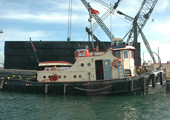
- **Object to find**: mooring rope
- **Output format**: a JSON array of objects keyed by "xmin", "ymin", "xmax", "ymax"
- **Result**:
[{"xmin": 75, "ymin": 85, "xmax": 112, "ymax": 92}]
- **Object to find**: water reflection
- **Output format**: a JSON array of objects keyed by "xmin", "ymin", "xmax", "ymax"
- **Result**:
[{"xmin": 1, "ymin": 92, "xmax": 170, "ymax": 120}]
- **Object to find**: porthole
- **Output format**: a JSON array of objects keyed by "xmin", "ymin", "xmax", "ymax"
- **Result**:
[
  {"xmin": 79, "ymin": 75, "xmax": 82, "ymax": 78},
  {"xmin": 51, "ymin": 68, "xmax": 54, "ymax": 70},
  {"xmin": 59, "ymin": 75, "xmax": 61, "ymax": 78},
  {"xmin": 64, "ymin": 75, "xmax": 66, "ymax": 78},
  {"xmin": 87, "ymin": 63, "xmax": 91, "ymax": 66},
  {"xmin": 74, "ymin": 75, "xmax": 77, "ymax": 78},
  {"xmin": 43, "ymin": 76, "xmax": 46, "ymax": 79},
  {"xmin": 81, "ymin": 63, "xmax": 84, "ymax": 67},
  {"xmin": 46, "ymin": 68, "xmax": 49, "ymax": 71},
  {"xmin": 48, "ymin": 76, "xmax": 51, "ymax": 79}
]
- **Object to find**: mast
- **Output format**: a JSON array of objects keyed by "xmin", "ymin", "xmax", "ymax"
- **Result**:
[{"xmin": 88, "ymin": 3, "xmax": 95, "ymax": 55}]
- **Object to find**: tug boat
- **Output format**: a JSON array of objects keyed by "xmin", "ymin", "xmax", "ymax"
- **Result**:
[{"xmin": 0, "ymin": 39, "xmax": 166, "ymax": 95}]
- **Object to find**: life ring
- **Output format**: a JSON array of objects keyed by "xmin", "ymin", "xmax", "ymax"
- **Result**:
[
  {"xmin": 112, "ymin": 58, "xmax": 121, "ymax": 68},
  {"xmin": 50, "ymin": 74, "xmax": 59, "ymax": 81}
]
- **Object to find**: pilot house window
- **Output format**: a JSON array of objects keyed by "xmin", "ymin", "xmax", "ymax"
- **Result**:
[
  {"xmin": 113, "ymin": 51, "xmax": 120, "ymax": 58},
  {"xmin": 129, "ymin": 50, "xmax": 134, "ymax": 58},
  {"xmin": 123, "ymin": 51, "xmax": 128, "ymax": 58}
]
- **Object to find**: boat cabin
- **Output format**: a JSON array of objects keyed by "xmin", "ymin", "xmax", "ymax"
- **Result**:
[{"xmin": 37, "ymin": 42, "xmax": 136, "ymax": 82}]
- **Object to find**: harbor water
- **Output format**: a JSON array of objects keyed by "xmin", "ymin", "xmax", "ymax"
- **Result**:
[{"xmin": 0, "ymin": 91, "xmax": 170, "ymax": 120}]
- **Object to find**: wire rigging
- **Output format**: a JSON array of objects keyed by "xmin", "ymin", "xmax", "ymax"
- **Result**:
[
  {"xmin": 92, "ymin": 0, "xmax": 123, "ymax": 32},
  {"xmin": 94, "ymin": 0, "xmax": 111, "ymax": 8},
  {"xmin": 67, "ymin": 0, "xmax": 72, "ymax": 42},
  {"xmin": 93, "ymin": 8, "xmax": 111, "ymax": 31}
]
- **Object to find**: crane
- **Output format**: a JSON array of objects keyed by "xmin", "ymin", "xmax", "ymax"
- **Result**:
[
  {"xmin": 138, "ymin": 26, "xmax": 157, "ymax": 64},
  {"xmin": 94, "ymin": 0, "xmax": 158, "ymax": 63},
  {"xmin": 92, "ymin": 0, "xmax": 158, "ymax": 43},
  {"xmin": 92, "ymin": 0, "xmax": 121, "ymax": 31},
  {"xmin": 124, "ymin": 0, "xmax": 158, "ymax": 43},
  {"xmin": 116, "ymin": 0, "xmax": 158, "ymax": 63},
  {"xmin": 85, "ymin": 0, "xmax": 122, "ymax": 39},
  {"xmin": 81, "ymin": 0, "xmax": 157, "ymax": 63},
  {"xmin": 123, "ymin": 0, "xmax": 158, "ymax": 63},
  {"xmin": 83, "ymin": 0, "xmax": 123, "ymax": 50},
  {"xmin": 81, "ymin": 0, "xmax": 115, "ymax": 41},
  {"xmin": 67, "ymin": 0, "xmax": 73, "ymax": 41}
]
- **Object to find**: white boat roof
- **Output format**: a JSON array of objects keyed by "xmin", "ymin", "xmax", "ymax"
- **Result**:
[
  {"xmin": 111, "ymin": 45, "xmax": 135, "ymax": 51},
  {"xmin": 38, "ymin": 61, "xmax": 73, "ymax": 67}
]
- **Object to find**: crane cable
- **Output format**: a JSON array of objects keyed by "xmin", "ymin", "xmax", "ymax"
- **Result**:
[
  {"xmin": 92, "ymin": 0, "xmax": 123, "ymax": 31},
  {"xmin": 67, "ymin": 0, "xmax": 72, "ymax": 41}
]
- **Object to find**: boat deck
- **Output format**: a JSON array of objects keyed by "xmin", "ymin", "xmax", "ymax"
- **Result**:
[{"xmin": 0, "ymin": 69, "xmax": 37, "ymax": 81}]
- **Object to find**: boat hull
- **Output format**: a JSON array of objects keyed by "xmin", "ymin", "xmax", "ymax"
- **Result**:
[{"xmin": 0, "ymin": 69, "xmax": 166, "ymax": 95}]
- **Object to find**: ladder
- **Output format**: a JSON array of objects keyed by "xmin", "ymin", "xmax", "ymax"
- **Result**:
[{"xmin": 117, "ymin": 61, "xmax": 126, "ymax": 78}]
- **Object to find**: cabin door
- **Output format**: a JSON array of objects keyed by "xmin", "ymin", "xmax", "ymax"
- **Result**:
[
  {"xmin": 123, "ymin": 50, "xmax": 130, "ymax": 69},
  {"xmin": 103, "ymin": 59, "xmax": 113, "ymax": 80}
]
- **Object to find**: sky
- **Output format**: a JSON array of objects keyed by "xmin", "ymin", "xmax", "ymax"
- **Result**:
[{"xmin": 0, "ymin": 0, "xmax": 170, "ymax": 65}]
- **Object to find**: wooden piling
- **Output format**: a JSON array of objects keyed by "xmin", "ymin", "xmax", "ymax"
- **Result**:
[
  {"xmin": 141, "ymin": 77, "xmax": 146, "ymax": 95},
  {"xmin": 44, "ymin": 83, "xmax": 48, "ymax": 94},
  {"xmin": 0, "ymin": 79, "xmax": 4, "ymax": 89},
  {"xmin": 152, "ymin": 74, "xmax": 156, "ymax": 87},
  {"xmin": 129, "ymin": 80, "xmax": 133, "ymax": 92},
  {"xmin": 160, "ymin": 72, "xmax": 163, "ymax": 85},
  {"xmin": 64, "ymin": 84, "xmax": 66, "ymax": 95}
]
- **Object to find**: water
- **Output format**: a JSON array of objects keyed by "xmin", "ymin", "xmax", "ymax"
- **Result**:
[{"xmin": 1, "ymin": 91, "xmax": 170, "ymax": 120}]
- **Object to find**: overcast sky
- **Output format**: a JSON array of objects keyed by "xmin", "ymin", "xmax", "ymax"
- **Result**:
[{"xmin": 0, "ymin": 0, "xmax": 170, "ymax": 64}]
